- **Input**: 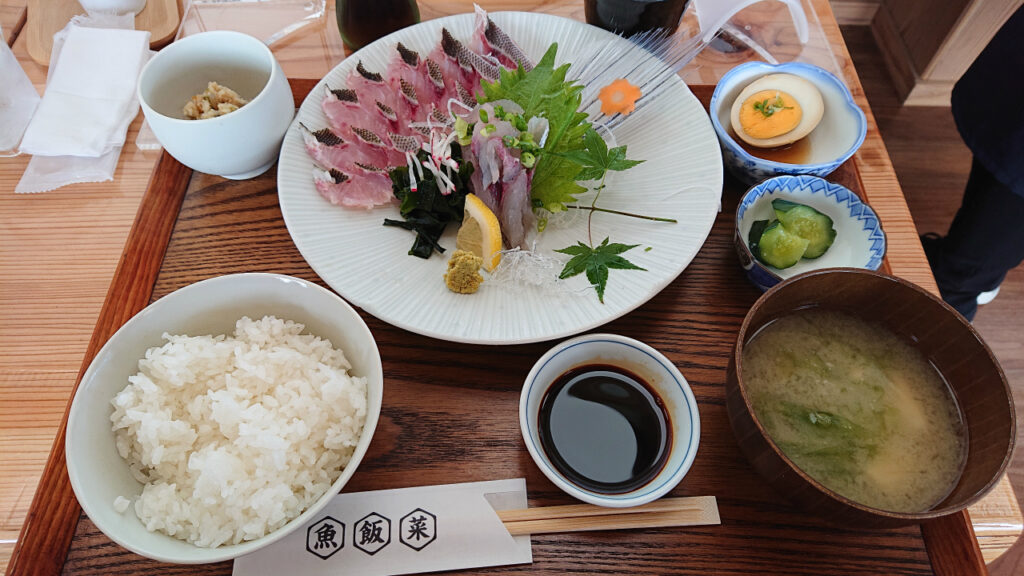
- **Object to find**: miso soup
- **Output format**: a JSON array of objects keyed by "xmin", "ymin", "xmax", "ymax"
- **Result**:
[{"xmin": 742, "ymin": 309, "xmax": 967, "ymax": 513}]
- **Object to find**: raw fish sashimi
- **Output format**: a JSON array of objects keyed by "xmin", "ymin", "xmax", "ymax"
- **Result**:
[
  {"xmin": 301, "ymin": 124, "xmax": 393, "ymax": 176},
  {"xmin": 313, "ymin": 167, "xmax": 394, "ymax": 209},
  {"xmin": 471, "ymin": 5, "xmax": 533, "ymax": 71},
  {"xmin": 305, "ymin": 12, "xmax": 531, "ymax": 215},
  {"xmin": 321, "ymin": 87, "xmax": 396, "ymax": 151},
  {"xmin": 464, "ymin": 103, "xmax": 536, "ymax": 249}
]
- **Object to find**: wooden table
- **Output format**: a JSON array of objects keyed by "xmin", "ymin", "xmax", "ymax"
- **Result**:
[{"xmin": 0, "ymin": 0, "xmax": 1020, "ymax": 574}]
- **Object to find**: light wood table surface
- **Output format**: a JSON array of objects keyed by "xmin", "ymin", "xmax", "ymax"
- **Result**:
[{"xmin": 0, "ymin": 0, "xmax": 1019, "ymax": 573}]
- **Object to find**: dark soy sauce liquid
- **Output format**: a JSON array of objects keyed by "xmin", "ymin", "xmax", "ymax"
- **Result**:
[
  {"xmin": 728, "ymin": 127, "xmax": 812, "ymax": 165},
  {"xmin": 538, "ymin": 364, "xmax": 671, "ymax": 494},
  {"xmin": 584, "ymin": 0, "xmax": 691, "ymax": 36},
  {"xmin": 336, "ymin": 0, "xmax": 420, "ymax": 51}
]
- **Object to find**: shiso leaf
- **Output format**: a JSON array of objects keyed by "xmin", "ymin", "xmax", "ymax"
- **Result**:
[{"xmin": 479, "ymin": 43, "xmax": 591, "ymax": 213}]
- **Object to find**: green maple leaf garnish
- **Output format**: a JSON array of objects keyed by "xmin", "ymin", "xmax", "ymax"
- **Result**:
[
  {"xmin": 559, "ymin": 128, "xmax": 644, "ymax": 182},
  {"xmin": 555, "ymin": 237, "xmax": 646, "ymax": 303}
]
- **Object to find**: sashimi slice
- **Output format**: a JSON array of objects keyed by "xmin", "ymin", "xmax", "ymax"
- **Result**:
[
  {"xmin": 321, "ymin": 86, "xmax": 394, "ymax": 143},
  {"xmin": 348, "ymin": 126, "xmax": 410, "ymax": 167},
  {"xmin": 441, "ymin": 27, "xmax": 500, "ymax": 86},
  {"xmin": 464, "ymin": 111, "xmax": 535, "ymax": 249},
  {"xmin": 386, "ymin": 43, "xmax": 439, "ymax": 122},
  {"xmin": 300, "ymin": 124, "xmax": 393, "ymax": 175},
  {"xmin": 321, "ymin": 86, "xmax": 412, "ymax": 167},
  {"xmin": 313, "ymin": 166, "xmax": 394, "ymax": 209},
  {"xmin": 348, "ymin": 61, "xmax": 394, "ymax": 114},
  {"xmin": 471, "ymin": 5, "xmax": 533, "ymax": 71},
  {"xmin": 498, "ymin": 148, "xmax": 536, "ymax": 249}
]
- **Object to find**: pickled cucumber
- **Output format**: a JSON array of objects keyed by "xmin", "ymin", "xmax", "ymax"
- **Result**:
[
  {"xmin": 772, "ymin": 199, "xmax": 837, "ymax": 259},
  {"xmin": 747, "ymin": 219, "xmax": 771, "ymax": 261},
  {"xmin": 757, "ymin": 220, "xmax": 809, "ymax": 269}
]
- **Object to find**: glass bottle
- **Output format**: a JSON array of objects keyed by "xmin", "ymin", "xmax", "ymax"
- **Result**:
[
  {"xmin": 584, "ymin": 0, "xmax": 690, "ymax": 36},
  {"xmin": 336, "ymin": 0, "xmax": 420, "ymax": 51}
]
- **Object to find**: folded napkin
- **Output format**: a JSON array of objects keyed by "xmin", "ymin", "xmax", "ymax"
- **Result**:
[
  {"xmin": 0, "ymin": 24, "xmax": 41, "ymax": 154},
  {"xmin": 19, "ymin": 24, "xmax": 150, "ymax": 157}
]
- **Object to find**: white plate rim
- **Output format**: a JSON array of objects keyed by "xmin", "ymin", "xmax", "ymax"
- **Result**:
[{"xmin": 277, "ymin": 11, "xmax": 723, "ymax": 345}]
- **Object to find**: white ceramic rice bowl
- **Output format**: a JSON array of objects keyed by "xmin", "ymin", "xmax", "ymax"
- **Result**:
[{"xmin": 65, "ymin": 273, "xmax": 383, "ymax": 564}]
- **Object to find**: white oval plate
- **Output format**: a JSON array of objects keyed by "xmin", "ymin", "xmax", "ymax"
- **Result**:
[{"xmin": 277, "ymin": 11, "xmax": 722, "ymax": 345}]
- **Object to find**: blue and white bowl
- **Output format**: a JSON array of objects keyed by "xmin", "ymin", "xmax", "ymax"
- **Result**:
[
  {"xmin": 520, "ymin": 334, "xmax": 700, "ymax": 508},
  {"xmin": 711, "ymin": 62, "xmax": 867, "ymax": 185},
  {"xmin": 736, "ymin": 175, "xmax": 886, "ymax": 291}
]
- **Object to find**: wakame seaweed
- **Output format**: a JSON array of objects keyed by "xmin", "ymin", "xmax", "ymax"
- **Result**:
[{"xmin": 384, "ymin": 145, "xmax": 474, "ymax": 259}]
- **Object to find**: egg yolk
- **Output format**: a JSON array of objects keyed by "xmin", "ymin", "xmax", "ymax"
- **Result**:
[{"xmin": 738, "ymin": 90, "xmax": 803, "ymax": 141}]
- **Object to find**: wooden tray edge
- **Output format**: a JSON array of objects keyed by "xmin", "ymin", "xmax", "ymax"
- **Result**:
[
  {"xmin": 4, "ymin": 78, "xmax": 986, "ymax": 576},
  {"xmin": 5, "ymin": 153, "xmax": 192, "ymax": 576}
]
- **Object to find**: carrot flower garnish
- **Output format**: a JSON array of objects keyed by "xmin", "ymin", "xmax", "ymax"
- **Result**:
[{"xmin": 598, "ymin": 78, "xmax": 642, "ymax": 116}]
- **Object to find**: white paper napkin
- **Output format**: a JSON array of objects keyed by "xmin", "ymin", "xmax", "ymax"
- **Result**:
[
  {"xmin": 19, "ymin": 25, "xmax": 150, "ymax": 157},
  {"xmin": 0, "ymin": 24, "xmax": 41, "ymax": 154}
]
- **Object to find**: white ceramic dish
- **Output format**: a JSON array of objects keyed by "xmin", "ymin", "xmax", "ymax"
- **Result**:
[
  {"xmin": 65, "ymin": 273, "xmax": 383, "ymax": 564},
  {"xmin": 519, "ymin": 334, "xmax": 700, "ymax": 507},
  {"xmin": 735, "ymin": 175, "xmax": 886, "ymax": 291},
  {"xmin": 276, "ymin": 11, "xmax": 723, "ymax": 345},
  {"xmin": 79, "ymin": 0, "xmax": 146, "ymax": 14},
  {"xmin": 138, "ymin": 31, "xmax": 294, "ymax": 179},
  {"xmin": 710, "ymin": 62, "xmax": 867, "ymax": 185}
]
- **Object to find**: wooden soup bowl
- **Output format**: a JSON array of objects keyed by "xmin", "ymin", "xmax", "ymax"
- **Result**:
[{"xmin": 725, "ymin": 268, "xmax": 1016, "ymax": 527}]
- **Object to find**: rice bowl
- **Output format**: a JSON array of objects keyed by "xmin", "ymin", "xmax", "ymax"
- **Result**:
[
  {"xmin": 111, "ymin": 316, "xmax": 367, "ymax": 547},
  {"xmin": 66, "ymin": 274, "xmax": 383, "ymax": 564}
]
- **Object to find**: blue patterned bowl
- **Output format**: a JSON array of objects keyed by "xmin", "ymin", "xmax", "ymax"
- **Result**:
[
  {"xmin": 711, "ymin": 62, "xmax": 867, "ymax": 185},
  {"xmin": 735, "ymin": 175, "xmax": 886, "ymax": 291}
]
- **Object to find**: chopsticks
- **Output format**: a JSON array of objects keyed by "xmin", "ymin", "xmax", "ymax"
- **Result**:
[{"xmin": 496, "ymin": 496, "xmax": 720, "ymax": 536}]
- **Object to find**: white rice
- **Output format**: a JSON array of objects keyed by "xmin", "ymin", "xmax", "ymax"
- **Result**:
[{"xmin": 109, "ymin": 316, "xmax": 367, "ymax": 548}]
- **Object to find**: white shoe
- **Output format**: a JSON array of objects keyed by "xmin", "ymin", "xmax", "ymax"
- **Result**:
[{"xmin": 977, "ymin": 286, "xmax": 1001, "ymax": 306}]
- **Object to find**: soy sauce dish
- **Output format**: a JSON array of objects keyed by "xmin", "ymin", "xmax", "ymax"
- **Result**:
[{"xmin": 520, "ymin": 334, "xmax": 700, "ymax": 507}]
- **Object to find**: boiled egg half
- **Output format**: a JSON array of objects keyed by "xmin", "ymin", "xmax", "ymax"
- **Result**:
[{"xmin": 730, "ymin": 73, "xmax": 824, "ymax": 148}]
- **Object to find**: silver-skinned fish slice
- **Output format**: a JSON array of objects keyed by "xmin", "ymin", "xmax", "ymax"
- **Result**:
[
  {"xmin": 441, "ymin": 27, "xmax": 501, "ymax": 87},
  {"xmin": 471, "ymin": 5, "xmax": 533, "ymax": 71}
]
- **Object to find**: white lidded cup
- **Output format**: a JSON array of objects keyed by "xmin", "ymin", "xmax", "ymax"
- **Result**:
[
  {"xmin": 138, "ymin": 31, "xmax": 294, "ymax": 179},
  {"xmin": 79, "ymin": 0, "xmax": 148, "ymax": 15},
  {"xmin": 520, "ymin": 333, "xmax": 701, "ymax": 507}
]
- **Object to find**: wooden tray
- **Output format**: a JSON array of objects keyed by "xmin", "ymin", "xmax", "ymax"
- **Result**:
[
  {"xmin": 5, "ymin": 79, "xmax": 989, "ymax": 576},
  {"xmin": 25, "ymin": 0, "xmax": 179, "ymax": 66}
]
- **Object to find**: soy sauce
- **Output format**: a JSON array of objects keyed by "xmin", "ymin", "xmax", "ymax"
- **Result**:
[
  {"xmin": 336, "ymin": 0, "xmax": 420, "ymax": 51},
  {"xmin": 584, "ymin": 0, "xmax": 690, "ymax": 36},
  {"xmin": 538, "ymin": 364, "xmax": 671, "ymax": 494},
  {"xmin": 728, "ymin": 127, "xmax": 812, "ymax": 165}
]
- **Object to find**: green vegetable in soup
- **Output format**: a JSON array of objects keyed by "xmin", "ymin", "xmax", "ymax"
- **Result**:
[
  {"xmin": 743, "ymin": 309, "xmax": 967, "ymax": 513},
  {"xmin": 772, "ymin": 199, "xmax": 837, "ymax": 259}
]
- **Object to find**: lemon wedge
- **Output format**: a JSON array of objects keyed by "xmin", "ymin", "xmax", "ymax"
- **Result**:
[{"xmin": 456, "ymin": 194, "xmax": 503, "ymax": 272}]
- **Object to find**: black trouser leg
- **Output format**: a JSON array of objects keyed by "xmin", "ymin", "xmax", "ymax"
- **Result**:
[{"xmin": 923, "ymin": 158, "xmax": 1024, "ymax": 320}]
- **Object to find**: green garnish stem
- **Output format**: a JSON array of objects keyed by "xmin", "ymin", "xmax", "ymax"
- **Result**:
[{"xmin": 566, "ymin": 205, "xmax": 677, "ymax": 223}]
